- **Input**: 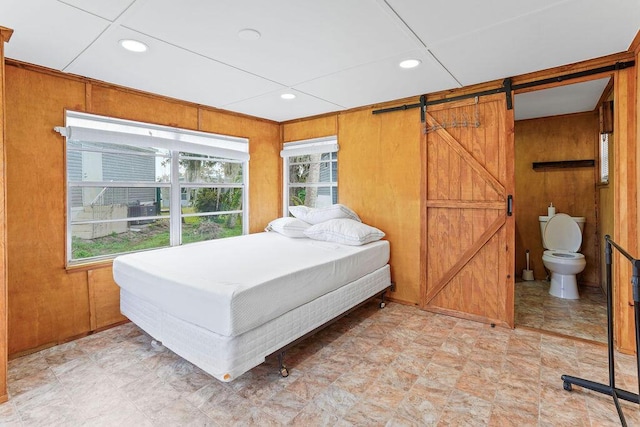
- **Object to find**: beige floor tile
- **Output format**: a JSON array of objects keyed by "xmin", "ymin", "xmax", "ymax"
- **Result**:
[{"xmin": 0, "ymin": 299, "xmax": 637, "ymax": 426}]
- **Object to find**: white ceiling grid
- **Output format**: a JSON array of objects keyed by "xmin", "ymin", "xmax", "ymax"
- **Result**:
[{"xmin": 0, "ymin": 0, "xmax": 639, "ymax": 121}]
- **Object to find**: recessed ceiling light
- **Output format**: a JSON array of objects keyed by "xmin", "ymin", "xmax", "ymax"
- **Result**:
[
  {"xmin": 119, "ymin": 39, "xmax": 148, "ymax": 53},
  {"xmin": 281, "ymin": 93, "xmax": 296, "ymax": 100},
  {"xmin": 238, "ymin": 28, "xmax": 261, "ymax": 40},
  {"xmin": 399, "ymin": 59, "xmax": 421, "ymax": 69}
]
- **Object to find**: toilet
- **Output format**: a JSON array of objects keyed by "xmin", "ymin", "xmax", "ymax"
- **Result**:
[{"xmin": 539, "ymin": 213, "xmax": 586, "ymax": 299}]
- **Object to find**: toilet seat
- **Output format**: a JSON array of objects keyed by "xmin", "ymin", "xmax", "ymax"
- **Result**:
[
  {"xmin": 543, "ymin": 250, "xmax": 585, "ymax": 262},
  {"xmin": 543, "ymin": 213, "xmax": 582, "ymax": 252}
]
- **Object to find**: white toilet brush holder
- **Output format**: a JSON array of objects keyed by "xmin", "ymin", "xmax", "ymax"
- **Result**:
[{"xmin": 522, "ymin": 249, "xmax": 534, "ymax": 281}]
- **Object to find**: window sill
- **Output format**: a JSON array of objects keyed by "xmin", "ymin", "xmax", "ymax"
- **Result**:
[{"xmin": 65, "ymin": 260, "xmax": 114, "ymax": 274}]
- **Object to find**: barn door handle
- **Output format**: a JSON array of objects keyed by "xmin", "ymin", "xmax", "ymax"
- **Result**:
[{"xmin": 507, "ymin": 195, "xmax": 513, "ymax": 216}]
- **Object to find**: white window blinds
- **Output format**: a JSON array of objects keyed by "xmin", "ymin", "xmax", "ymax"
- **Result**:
[
  {"xmin": 280, "ymin": 136, "xmax": 339, "ymax": 158},
  {"xmin": 55, "ymin": 111, "xmax": 249, "ymax": 161}
]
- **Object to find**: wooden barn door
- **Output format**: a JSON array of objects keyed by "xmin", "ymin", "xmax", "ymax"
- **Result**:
[{"xmin": 422, "ymin": 93, "xmax": 515, "ymax": 327}]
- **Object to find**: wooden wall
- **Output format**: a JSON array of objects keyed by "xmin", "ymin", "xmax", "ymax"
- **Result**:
[
  {"xmin": 514, "ymin": 112, "xmax": 599, "ymax": 286},
  {"xmin": 4, "ymin": 63, "xmax": 281, "ymax": 356},
  {"xmin": 0, "ymin": 27, "xmax": 13, "ymax": 403},
  {"xmin": 613, "ymin": 39, "xmax": 639, "ymax": 354},
  {"xmin": 283, "ymin": 104, "xmax": 423, "ymax": 305}
]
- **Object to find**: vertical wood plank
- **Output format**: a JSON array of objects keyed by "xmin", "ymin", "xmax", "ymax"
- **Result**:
[
  {"xmin": 0, "ymin": 26, "xmax": 14, "ymax": 404},
  {"xmin": 87, "ymin": 270, "xmax": 97, "ymax": 331},
  {"xmin": 614, "ymin": 65, "xmax": 638, "ymax": 353},
  {"xmin": 88, "ymin": 267, "xmax": 127, "ymax": 329}
]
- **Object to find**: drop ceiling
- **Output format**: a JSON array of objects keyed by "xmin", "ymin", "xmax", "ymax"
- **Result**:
[{"xmin": 1, "ymin": 0, "xmax": 638, "ymax": 122}]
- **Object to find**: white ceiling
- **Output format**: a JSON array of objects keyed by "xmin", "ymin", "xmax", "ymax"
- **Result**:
[{"xmin": 1, "ymin": 0, "xmax": 638, "ymax": 122}]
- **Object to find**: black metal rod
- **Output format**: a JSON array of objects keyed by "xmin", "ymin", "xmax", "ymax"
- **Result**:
[
  {"xmin": 560, "ymin": 375, "xmax": 638, "ymax": 404},
  {"xmin": 371, "ymin": 102, "xmax": 422, "ymax": 115},
  {"xmin": 636, "ymin": 300, "xmax": 640, "ymax": 403},
  {"xmin": 512, "ymin": 61, "xmax": 635, "ymax": 91},
  {"xmin": 423, "ymin": 87, "xmax": 505, "ymax": 108},
  {"xmin": 607, "ymin": 235, "xmax": 639, "ymax": 264},
  {"xmin": 605, "ymin": 239, "xmax": 618, "ymax": 397},
  {"xmin": 371, "ymin": 60, "xmax": 635, "ymax": 117},
  {"xmin": 560, "ymin": 235, "xmax": 640, "ymax": 425}
]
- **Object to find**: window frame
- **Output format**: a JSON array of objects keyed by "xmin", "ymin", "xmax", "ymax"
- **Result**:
[
  {"xmin": 59, "ymin": 111, "xmax": 249, "ymax": 266},
  {"xmin": 281, "ymin": 136, "xmax": 338, "ymax": 215},
  {"xmin": 599, "ymin": 132, "xmax": 610, "ymax": 185}
]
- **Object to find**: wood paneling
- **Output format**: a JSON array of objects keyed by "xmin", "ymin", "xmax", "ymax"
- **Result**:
[
  {"xmin": 89, "ymin": 85, "xmax": 199, "ymax": 130},
  {"xmin": 87, "ymin": 267, "xmax": 127, "ymax": 330},
  {"xmin": 5, "ymin": 66, "xmax": 91, "ymax": 355},
  {"xmin": 614, "ymin": 62, "xmax": 638, "ymax": 354},
  {"xmin": 0, "ymin": 26, "xmax": 14, "ymax": 404},
  {"xmin": 4, "ymin": 63, "xmax": 281, "ymax": 356},
  {"xmin": 337, "ymin": 106, "xmax": 422, "ymax": 305},
  {"xmin": 514, "ymin": 112, "xmax": 600, "ymax": 286},
  {"xmin": 283, "ymin": 116, "xmax": 337, "ymax": 142}
]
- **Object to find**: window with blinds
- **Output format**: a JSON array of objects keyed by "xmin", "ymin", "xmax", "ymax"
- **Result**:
[{"xmin": 57, "ymin": 111, "xmax": 249, "ymax": 264}]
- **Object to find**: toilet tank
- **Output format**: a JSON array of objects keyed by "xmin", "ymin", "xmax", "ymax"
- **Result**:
[{"xmin": 539, "ymin": 215, "xmax": 585, "ymax": 249}]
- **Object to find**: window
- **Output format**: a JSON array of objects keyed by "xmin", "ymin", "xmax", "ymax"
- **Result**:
[
  {"xmin": 281, "ymin": 136, "xmax": 338, "ymax": 214},
  {"xmin": 58, "ymin": 111, "xmax": 248, "ymax": 265},
  {"xmin": 599, "ymin": 133, "xmax": 609, "ymax": 184}
]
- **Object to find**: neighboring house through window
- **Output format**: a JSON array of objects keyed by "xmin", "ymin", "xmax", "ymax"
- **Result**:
[
  {"xmin": 281, "ymin": 136, "xmax": 338, "ymax": 215},
  {"xmin": 57, "ymin": 111, "xmax": 249, "ymax": 265}
]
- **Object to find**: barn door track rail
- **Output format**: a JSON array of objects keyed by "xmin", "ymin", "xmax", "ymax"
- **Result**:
[{"xmin": 372, "ymin": 60, "xmax": 635, "ymax": 121}]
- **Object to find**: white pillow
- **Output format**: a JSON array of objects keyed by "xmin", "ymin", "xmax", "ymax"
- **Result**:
[
  {"xmin": 303, "ymin": 218, "xmax": 385, "ymax": 246},
  {"xmin": 288, "ymin": 204, "xmax": 361, "ymax": 225},
  {"xmin": 265, "ymin": 217, "xmax": 311, "ymax": 238}
]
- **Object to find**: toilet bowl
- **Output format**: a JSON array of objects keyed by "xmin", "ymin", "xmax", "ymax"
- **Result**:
[{"xmin": 539, "ymin": 213, "xmax": 586, "ymax": 299}]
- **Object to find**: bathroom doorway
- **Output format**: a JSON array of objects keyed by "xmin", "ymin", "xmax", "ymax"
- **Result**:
[{"xmin": 513, "ymin": 76, "xmax": 613, "ymax": 344}]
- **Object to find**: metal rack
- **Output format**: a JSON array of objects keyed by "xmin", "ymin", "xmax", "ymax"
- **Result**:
[{"xmin": 561, "ymin": 235, "xmax": 640, "ymax": 426}]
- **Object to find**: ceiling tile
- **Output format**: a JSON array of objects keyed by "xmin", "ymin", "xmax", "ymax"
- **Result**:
[
  {"xmin": 385, "ymin": 0, "xmax": 566, "ymax": 45},
  {"xmin": 515, "ymin": 78, "xmax": 610, "ymax": 120},
  {"xmin": 429, "ymin": 0, "xmax": 640, "ymax": 86},
  {"xmin": 294, "ymin": 49, "xmax": 460, "ymax": 109},
  {"xmin": 119, "ymin": 0, "xmax": 421, "ymax": 86},
  {"xmin": 222, "ymin": 89, "xmax": 345, "ymax": 122},
  {"xmin": 65, "ymin": 26, "xmax": 284, "ymax": 108},
  {"xmin": 1, "ymin": 0, "xmax": 110, "ymax": 70},
  {"xmin": 58, "ymin": 0, "xmax": 136, "ymax": 21}
]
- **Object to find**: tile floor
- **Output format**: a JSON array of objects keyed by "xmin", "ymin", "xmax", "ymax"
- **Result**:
[
  {"xmin": 1, "ymin": 300, "xmax": 639, "ymax": 426},
  {"xmin": 515, "ymin": 280, "xmax": 608, "ymax": 344}
]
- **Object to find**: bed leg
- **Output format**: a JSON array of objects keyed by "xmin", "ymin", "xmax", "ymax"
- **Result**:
[
  {"xmin": 277, "ymin": 351, "xmax": 289, "ymax": 378},
  {"xmin": 379, "ymin": 291, "xmax": 386, "ymax": 309}
]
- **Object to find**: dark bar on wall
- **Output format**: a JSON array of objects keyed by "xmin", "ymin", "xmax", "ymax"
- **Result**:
[{"xmin": 532, "ymin": 159, "xmax": 595, "ymax": 170}]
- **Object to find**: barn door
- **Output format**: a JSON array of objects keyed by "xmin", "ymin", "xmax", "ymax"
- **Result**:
[{"xmin": 422, "ymin": 93, "xmax": 515, "ymax": 327}]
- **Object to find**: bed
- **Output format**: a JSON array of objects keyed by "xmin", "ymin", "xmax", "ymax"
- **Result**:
[{"xmin": 113, "ymin": 227, "xmax": 391, "ymax": 382}]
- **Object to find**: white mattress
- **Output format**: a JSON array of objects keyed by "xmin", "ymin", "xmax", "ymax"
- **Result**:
[
  {"xmin": 113, "ymin": 232, "xmax": 389, "ymax": 337},
  {"xmin": 121, "ymin": 264, "xmax": 391, "ymax": 381}
]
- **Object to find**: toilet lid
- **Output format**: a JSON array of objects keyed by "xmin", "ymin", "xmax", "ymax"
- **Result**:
[{"xmin": 543, "ymin": 213, "xmax": 582, "ymax": 252}]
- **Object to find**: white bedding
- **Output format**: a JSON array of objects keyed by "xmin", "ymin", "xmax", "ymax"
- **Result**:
[{"xmin": 113, "ymin": 232, "xmax": 390, "ymax": 337}]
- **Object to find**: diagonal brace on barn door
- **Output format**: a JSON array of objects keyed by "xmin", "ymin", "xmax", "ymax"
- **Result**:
[
  {"xmin": 425, "ymin": 112, "xmax": 505, "ymax": 198},
  {"xmin": 424, "ymin": 214, "xmax": 505, "ymax": 304}
]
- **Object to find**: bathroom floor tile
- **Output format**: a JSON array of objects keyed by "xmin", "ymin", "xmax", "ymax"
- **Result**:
[{"xmin": 516, "ymin": 279, "xmax": 607, "ymax": 344}]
